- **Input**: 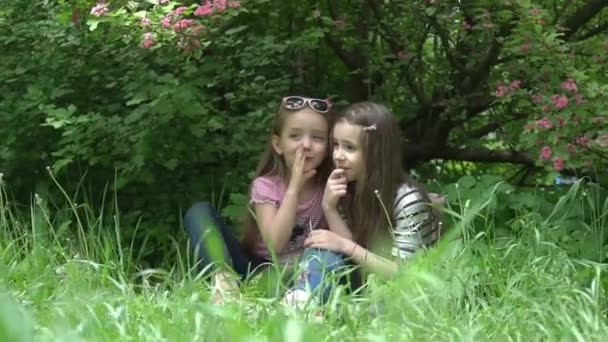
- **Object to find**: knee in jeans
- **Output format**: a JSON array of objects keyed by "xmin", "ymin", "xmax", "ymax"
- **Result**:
[
  {"xmin": 302, "ymin": 248, "xmax": 345, "ymax": 271},
  {"xmin": 184, "ymin": 202, "xmax": 213, "ymax": 223}
]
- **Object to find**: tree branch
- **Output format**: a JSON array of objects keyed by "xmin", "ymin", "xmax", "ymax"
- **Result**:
[
  {"xmin": 575, "ymin": 21, "xmax": 608, "ymax": 41},
  {"xmin": 318, "ymin": 2, "xmax": 364, "ymax": 71},
  {"xmin": 426, "ymin": 15, "xmax": 466, "ymax": 74},
  {"xmin": 365, "ymin": 0, "xmax": 427, "ymax": 105},
  {"xmin": 553, "ymin": 0, "xmax": 575, "ymax": 25},
  {"xmin": 562, "ymin": 0, "xmax": 608, "ymax": 41}
]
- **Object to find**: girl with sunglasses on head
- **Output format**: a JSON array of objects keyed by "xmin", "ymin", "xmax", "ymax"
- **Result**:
[
  {"xmin": 284, "ymin": 101, "xmax": 443, "ymax": 306},
  {"xmin": 183, "ymin": 96, "xmax": 352, "ymax": 303}
]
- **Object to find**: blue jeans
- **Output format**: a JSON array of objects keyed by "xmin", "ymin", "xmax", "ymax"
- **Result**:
[
  {"xmin": 292, "ymin": 248, "xmax": 347, "ymax": 303},
  {"xmin": 183, "ymin": 202, "xmax": 266, "ymax": 280}
]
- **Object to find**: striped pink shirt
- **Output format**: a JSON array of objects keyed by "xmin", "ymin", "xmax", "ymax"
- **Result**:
[{"xmin": 249, "ymin": 175, "xmax": 326, "ymax": 262}]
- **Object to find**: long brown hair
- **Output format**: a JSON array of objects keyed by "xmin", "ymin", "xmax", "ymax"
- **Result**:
[
  {"xmin": 241, "ymin": 99, "xmax": 334, "ymax": 252},
  {"xmin": 336, "ymin": 102, "xmax": 437, "ymax": 249}
]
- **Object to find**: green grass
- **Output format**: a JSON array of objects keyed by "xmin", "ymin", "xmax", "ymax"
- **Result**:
[{"xmin": 1, "ymin": 176, "xmax": 608, "ymax": 341}]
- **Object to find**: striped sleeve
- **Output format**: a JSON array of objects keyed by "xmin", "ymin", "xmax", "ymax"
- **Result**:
[
  {"xmin": 391, "ymin": 184, "xmax": 440, "ymax": 260},
  {"xmin": 250, "ymin": 176, "xmax": 281, "ymax": 206}
]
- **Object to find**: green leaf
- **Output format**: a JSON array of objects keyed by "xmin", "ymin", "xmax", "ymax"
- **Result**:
[
  {"xmin": 225, "ymin": 25, "xmax": 248, "ymax": 35},
  {"xmin": 126, "ymin": 94, "xmax": 147, "ymax": 106},
  {"xmin": 425, "ymin": 7, "xmax": 437, "ymax": 16},
  {"xmin": 87, "ymin": 19, "xmax": 100, "ymax": 31}
]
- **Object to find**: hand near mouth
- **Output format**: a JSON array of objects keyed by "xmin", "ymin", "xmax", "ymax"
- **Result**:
[
  {"xmin": 287, "ymin": 146, "xmax": 317, "ymax": 194},
  {"xmin": 322, "ymin": 168, "xmax": 348, "ymax": 211}
]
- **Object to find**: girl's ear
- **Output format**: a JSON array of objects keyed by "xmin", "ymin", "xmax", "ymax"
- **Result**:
[{"xmin": 271, "ymin": 135, "xmax": 282, "ymax": 156}]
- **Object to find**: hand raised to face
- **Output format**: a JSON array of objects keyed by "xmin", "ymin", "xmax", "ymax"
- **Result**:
[
  {"xmin": 288, "ymin": 145, "xmax": 317, "ymax": 193},
  {"xmin": 322, "ymin": 168, "xmax": 347, "ymax": 211}
]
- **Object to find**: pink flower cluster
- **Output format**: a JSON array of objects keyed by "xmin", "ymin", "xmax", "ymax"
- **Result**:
[
  {"xmin": 539, "ymin": 147, "xmax": 564, "ymax": 171},
  {"xmin": 539, "ymin": 146, "xmax": 552, "ymax": 160},
  {"xmin": 90, "ymin": 3, "xmax": 109, "ymax": 17},
  {"xmin": 173, "ymin": 19, "xmax": 194, "ymax": 32},
  {"xmin": 536, "ymin": 117, "xmax": 552, "ymax": 129},
  {"xmin": 575, "ymin": 136, "xmax": 590, "ymax": 147},
  {"xmin": 195, "ymin": 0, "xmax": 240, "ymax": 16},
  {"xmin": 551, "ymin": 94, "xmax": 568, "ymax": 110},
  {"xmin": 553, "ymin": 157, "xmax": 564, "ymax": 171},
  {"xmin": 560, "ymin": 78, "xmax": 577, "ymax": 92},
  {"xmin": 495, "ymin": 80, "xmax": 522, "ymax": 97},
  {"xmin": 141, "ymin": 33, "xmax": 154, "ymax": 49}
]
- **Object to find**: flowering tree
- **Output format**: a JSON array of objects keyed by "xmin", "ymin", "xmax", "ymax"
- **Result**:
[
  {"xmin": 304, "ymin": 0, "xmax": 607, "ymax": 181},
  {"xmin": 1, "ymin": 0, "xmax": 606, "ymax": 204}
]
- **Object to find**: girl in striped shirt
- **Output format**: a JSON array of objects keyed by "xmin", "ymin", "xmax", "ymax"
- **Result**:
[{"xmin": 285, "ymin": 101, "xmax": 443, "ymax": 305}]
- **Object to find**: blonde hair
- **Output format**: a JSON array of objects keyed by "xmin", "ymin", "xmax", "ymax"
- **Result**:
[{"xmin": 241, "ymin": 100, "xmax": 334, "ymax": 251}]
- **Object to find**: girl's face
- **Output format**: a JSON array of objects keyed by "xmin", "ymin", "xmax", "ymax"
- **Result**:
[
  {"xmin": 332, "ymin": 121, "xmax": 364, "ymax": 182},
  {"xmin": 272, "ymin": 108, "xmax": 329, "ymax": 173}
]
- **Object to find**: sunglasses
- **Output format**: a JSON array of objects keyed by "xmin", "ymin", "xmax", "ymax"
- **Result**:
[{"xmin": 282, "ymin": 96, "xmax": 331, "ymax": 114}]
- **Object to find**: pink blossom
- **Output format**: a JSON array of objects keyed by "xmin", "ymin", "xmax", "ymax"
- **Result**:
[
  {"xmin": 90, "ymin": 3, "xmax": 109, "ymax": 17},
  {"xmin": 575, "ymin": 136, "xmax": 590, "ymax": 147},
  {"xmin": 214, "ymin": 0, "xmax": 227, "ymax": 12},
  {"xmin": 194, "ymin": 3, "xmax": 214, "ymax": 16},
  {"xmin": 141, "ymin": 18, "xmax": 150, "ymax": 28},
  {"xmin": 161, "ymin": 15, "xmax": 172, "ymax": 28},
  {"xmin": 536, "ymin": 117, "xmax": 552, "ymax": 129},
  {"xmin": 539, "ymin": 146, "xmax": 552, "ymax": 161},
  {"xmin": 520, "ymin": 43, "xmax": 530, "ymax": 54},
  {"xmin": 509, "ymin": 80, "xmax": 521, "ymax": 90},
  {"xmin": 531, "ymin": 94, "xmax": 542, "ymax": 104},
  {"xmin": 495, "ymin": 84, "xmax": 508, "ymax": 97},
  {"xmin": 560, "ymin": 78, "xmax": 577, "ymax": 92},
  {"xmin": 551, "ymin": 94, "xmax": 568, "ymax": 110},
  {"xmin": 140, "ymin": 33, "xmax": 154, "ymax": 49},
  {"xmin": 173, "ymin": 19, "xmax": 194, "ymax": 32},
  {"xmin": 552, "ymin": 157, "xmax": 564, "ymax": 171},
  {"xmin": 159, "ymin": 0, "xmax": 169, "ymax": 5},
  {"xmin": 228, "ymin": 1, "xmax": 240, "ymax": 8},
  {"xmin": 575, "ymin": 94, "xmax": 584, "ymax": 104},
  {"xmin": 175, "ymin": 6, "xmax": 187, "ymax": 15}
]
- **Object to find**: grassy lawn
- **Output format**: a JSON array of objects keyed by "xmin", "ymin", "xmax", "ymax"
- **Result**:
[{"xmin": 1, "ymin": 181, "xmax": 607, "ymax": 341}]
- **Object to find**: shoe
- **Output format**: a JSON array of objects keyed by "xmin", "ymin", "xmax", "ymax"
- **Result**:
[
  {"xmin": 282, "ymin": 288, "xmax": 314, "ymax": 309},
  {"xmin": 281, "ymin": 289, "xmax": 324, "ymax": 323}
]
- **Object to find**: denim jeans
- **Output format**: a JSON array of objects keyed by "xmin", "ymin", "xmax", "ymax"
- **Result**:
[
  {"xmin": 183, "ymin": 202, "xmax": 266, "ymax": 280},
  {"xmin": 292, "ymin": 248, "xmax": 347, "ymax": 303}
]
